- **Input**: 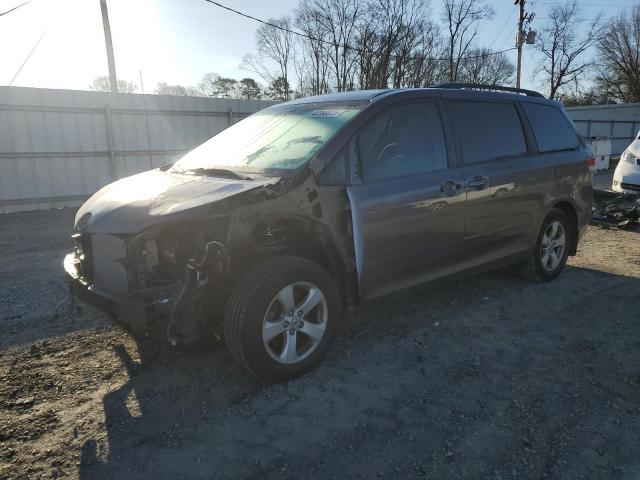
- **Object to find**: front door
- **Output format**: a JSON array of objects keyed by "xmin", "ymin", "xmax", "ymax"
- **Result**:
[{"xmin": 347, "ymin": 100, "xmax": 466, "ymax": 301}]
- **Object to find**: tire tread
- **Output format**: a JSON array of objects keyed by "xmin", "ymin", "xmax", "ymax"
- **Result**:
[{"xmin": 224, "ymin": 256, "xmax": 325, "ymax": 376}]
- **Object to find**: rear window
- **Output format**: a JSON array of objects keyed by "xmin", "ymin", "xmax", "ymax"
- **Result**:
[
  {"xmin": 522, "ymin": 102, "xmax": 579, "ymax": 153},
  {"xmin": 447, "ymin": 101, "xmax": 527, "ymax": 164}
]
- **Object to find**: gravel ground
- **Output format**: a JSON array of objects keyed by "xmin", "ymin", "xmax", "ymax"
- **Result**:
[{"xmin": 1, "ymin": 205, "xmax": 640, "ymax": 480}]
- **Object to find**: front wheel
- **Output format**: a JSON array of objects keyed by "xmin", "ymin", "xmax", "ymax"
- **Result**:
[
  {"xmin": 517, "ymin": 209, "xmax": 571, "ymax": 282},
  {"xmin": 224, "ymin": 256, "xmax": 341, "ymax": 380}
]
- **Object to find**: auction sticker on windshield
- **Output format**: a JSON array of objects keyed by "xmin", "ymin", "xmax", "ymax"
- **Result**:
[{"xmin": 311, "ymin": 109, "xmax": 345, "ymax": 118}]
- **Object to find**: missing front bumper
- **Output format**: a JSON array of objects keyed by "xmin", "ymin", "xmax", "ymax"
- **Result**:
[{"xmin": 63, "ymin": 253, "xmax": 174, "ymax": 338}]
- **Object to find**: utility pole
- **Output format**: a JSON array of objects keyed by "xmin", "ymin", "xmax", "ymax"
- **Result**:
[
  {"xmin": 99, "ymin": 0, "xmax": 118, "ymax": 93},
  {"xmin": 515, "ymin": 0, "xmax": 526, "ymax": 90}
]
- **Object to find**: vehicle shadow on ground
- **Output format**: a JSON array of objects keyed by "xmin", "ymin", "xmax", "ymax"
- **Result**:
[
  {"xmin": 78, "ymin": 338, "xmax": 264, "ymax": 479},
  {"xmin": 77, "ymin": 265, "xmax": 640, "ymax": 479}
]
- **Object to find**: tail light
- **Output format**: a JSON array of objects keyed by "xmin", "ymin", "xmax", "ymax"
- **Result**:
[{"xmin": 586, "ymin": 156, "xmax": 596, "ymax": 167}]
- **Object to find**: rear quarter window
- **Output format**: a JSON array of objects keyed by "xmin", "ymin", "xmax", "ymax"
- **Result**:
[{"xmin": 522, "ymin": 102, "xmax": 579, "ymax": 153}]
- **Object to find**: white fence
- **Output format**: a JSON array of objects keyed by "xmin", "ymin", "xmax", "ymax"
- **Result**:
[
  {"xmin": 0, "ymin": 87, "xmax": 275, "ymax": 213},
  {"xmin": 566, "ymin": 103, "xmax": 640, "ymax": 158}
]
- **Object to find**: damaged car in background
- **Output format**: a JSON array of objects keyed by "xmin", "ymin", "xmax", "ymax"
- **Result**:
[
  {"xmin": 613, "ymin": 129, "xmax": 640, "ymax": 195},
  {"xmin": 64, "ymin": 85, "xmax": 592, "ymax": 380},
  {"xmin": 590, "ymin": 131, "xmax": 640, "ymax": 230}
]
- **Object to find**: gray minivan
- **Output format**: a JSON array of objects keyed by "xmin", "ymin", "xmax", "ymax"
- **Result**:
[{"xmin": 64, "ymin": 84, "xmax": 593, "ymax": 379}]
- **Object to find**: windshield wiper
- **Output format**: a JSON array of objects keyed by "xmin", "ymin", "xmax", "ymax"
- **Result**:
[{"xmin": 184, "ymin": 168, "xmax": 253, "ymax": 181}]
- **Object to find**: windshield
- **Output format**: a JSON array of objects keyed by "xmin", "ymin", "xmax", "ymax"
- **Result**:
[{"xmin": 171, "ymin": 101, "xmax": 365, "ymax": 176}]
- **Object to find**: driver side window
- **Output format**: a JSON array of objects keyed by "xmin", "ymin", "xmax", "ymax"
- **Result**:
[{"xmin": 357, "ymin": 101, "xmax": 447, "ymax": 183}]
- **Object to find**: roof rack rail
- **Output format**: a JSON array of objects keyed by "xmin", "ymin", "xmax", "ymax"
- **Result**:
[{"xmin": 434, "ymin": 83, "xmax": 545, "ymax": 98}]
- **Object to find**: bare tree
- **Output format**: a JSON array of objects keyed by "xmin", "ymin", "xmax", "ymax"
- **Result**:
[
  {"xmin": 561, "ymin": 89, "xmax": 612, "ymax": 107},
  {"xmin": 441, "ymin": 0, "xmax": 494, "ymax": 82},
  {"xmin": 89, "ymin": 76, "xmax": 138, "ymax": 93},
  {"xmin": 594, "ymin": 6, "xmax": 640, "ymax": 103},
  {"xmin": 198, "ymin": 72, "xmax": 221, "ymax": 97},
  {"xmin": 242, "ymin": 16, "xmax": 294, "ymax": 100},
  {"xmin": 295, "ymin": 0, "xmax": 331, "ymax": 95},
  {"xmin": 357, "ymin": 0, "xmax": 416, "ymax": 89},
  {"xmin": 315, "ymin": 0, "xmax": 362, "ymax": 91},
  {"xmin": 535, "ymin": 1, "xmax": 603, "ymax": 99},
  {"xmin": 292, "ymin": 0, "xmax": 363, "ymax": 93},
  {"xmin": 460, "ymin": 47, "xmax": 515, "ymax": 85},
  {"xmin": 243, "ymin": 0, "xmax": 509, "ymax": 94},
  {"xmin": 354, "ymin": 0, "xmax": 442, "ymax": 89},
  {"xmin": 387, "ymin": 0, "xmax": 441, "ymax": 88},
  {"xmin": 197, "ymin": 73, "xmax": 240, "ymax": 98},
  {"xmin": 400, "ymin": 23, "xmax": 447, "ymax": 87},
  {"xmin": 154, "ymin": 82, "xmax": 204, "ymax": 96}
]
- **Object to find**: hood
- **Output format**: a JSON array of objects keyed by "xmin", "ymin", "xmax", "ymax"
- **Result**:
[{"xmin": 75, "ymin": 169, "xmax": 280, "ymax": 234}]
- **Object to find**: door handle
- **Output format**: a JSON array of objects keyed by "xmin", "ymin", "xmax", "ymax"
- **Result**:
[
  {"xmin": 466, "ymin": 176, "xmax": 489, "ymax": 190},
  {"xmin": 440, "ymin": 179, "xmax": 463, "ymax": 196}
]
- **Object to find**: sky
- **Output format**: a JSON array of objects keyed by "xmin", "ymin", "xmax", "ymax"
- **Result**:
[{"xmin": 0, "ymin": 0, "xmax": 637, "ymax": 95}]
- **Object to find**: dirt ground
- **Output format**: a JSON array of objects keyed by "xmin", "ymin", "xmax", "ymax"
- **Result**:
[{"xmin": 1, "ymin": 204, "xmax": 640, "ymax": 480}]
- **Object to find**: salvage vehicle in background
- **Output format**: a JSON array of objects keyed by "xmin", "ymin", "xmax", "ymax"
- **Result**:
[
  {"xmin": 591, "ymin": 189, "xmax": 639, "ymax": 229},
  {"xmin": 64, "ymin": 84, "xmax": 593, "ymax": 380},
  {"xmin": 613, "ymin": 130, "xmax": 640, "ymax": 194}
]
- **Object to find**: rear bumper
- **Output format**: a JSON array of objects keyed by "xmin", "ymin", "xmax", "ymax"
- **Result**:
[{"xmin": 63, "ymin": 253, "xmax": 174, "ymax": 337}]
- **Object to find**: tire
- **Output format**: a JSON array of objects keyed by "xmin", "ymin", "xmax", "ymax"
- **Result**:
[
  {"xmin": 224, "ymin": 256, "xmax": 341, "ymax": 380},
  {"xmin": 517, "ymin": 208, "xmax": 571, "ymax": 282}
]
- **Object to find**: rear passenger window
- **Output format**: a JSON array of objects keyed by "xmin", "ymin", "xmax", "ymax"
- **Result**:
[
  {"xmin": 357, "ymin": 102, "xmax": 447, "ymax": 182},
  {"xmin": 522, "ymin": 102, "xmax": 579, "ymax": 152},
  {"xmin": 447, "ymin": 101, "xmax": 527, "ymax": 164}
]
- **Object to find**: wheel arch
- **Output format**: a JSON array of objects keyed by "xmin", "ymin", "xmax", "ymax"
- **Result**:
[
  {"xmin": 550, "ymin": 200, "xmax": 579, "ymax": 255},
  {"xmin": 227, "ymin": 216, "xmax": 357, "ymax": 306}
]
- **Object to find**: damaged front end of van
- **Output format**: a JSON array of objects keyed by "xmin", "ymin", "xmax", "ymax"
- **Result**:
[
  {"xmin": 63, "ymin": 99, "xmax": 365, "ymax": 346},
  {"xmin": 64, "ymin": 167, "xmax": 359, "ymax": 345}
]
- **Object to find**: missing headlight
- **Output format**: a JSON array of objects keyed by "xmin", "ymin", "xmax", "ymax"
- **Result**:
[
  {"xmin": 143, "ymin": 240, "xmax": 159, "ymax": 271},
  {"xmin": 158, "ymin": 238, "xmax": 176, "ymax": 264}
]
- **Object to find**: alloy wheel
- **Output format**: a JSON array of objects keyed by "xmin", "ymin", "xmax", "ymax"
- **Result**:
[
  {"xmin": 262, "ymin": 282, "xmax": 328, "ymax": 364},
  {"xmin": 540, "ymin": 220, "xmax": 566, "ymax": 271}
]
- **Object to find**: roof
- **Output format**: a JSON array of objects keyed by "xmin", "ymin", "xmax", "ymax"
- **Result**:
[
  {"xmin": 280, "ymin": 89, "xmax": 392, "ymax": 106},
  {"xmin": 278, "ymin": 86, "xmax": 555, "ymax": 107}
]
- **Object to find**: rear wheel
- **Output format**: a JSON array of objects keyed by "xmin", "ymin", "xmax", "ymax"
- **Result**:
[
  {"xmin": 224, "ymin": 256, "xmax": 340, "ymax": 380},
  {"xmin": 517, "ymin": 209, "xmax": 570, "ymax": 282}
]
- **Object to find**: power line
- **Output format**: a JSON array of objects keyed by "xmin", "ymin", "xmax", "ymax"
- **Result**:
[
  {"xmin": 8, "ymin": 30, "xmax": 46, "ymax": 86},
  {"xmin": 203, "ymin": 0, "xmax": 516, "ymax": 63},
  {"xmin": 0, "ymin": 0, "xmax": 32, "ymax": 17},
  {"xmin": 489, "ymin": 9, "xmax": 516, "ymax": 50}
]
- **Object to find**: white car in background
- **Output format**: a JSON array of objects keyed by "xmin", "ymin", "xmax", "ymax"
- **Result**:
[{"xmin": 613, "ymin": 130, "xmax": 640, "ymax": 194}]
